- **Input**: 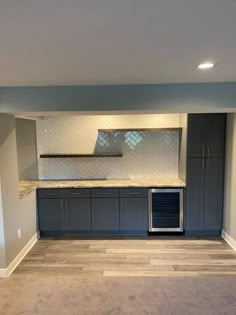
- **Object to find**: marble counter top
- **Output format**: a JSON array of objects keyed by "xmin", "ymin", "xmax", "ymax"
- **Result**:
[{"xmin": 19, "ymin": 178, "xmax": 186, "ymax": 199}]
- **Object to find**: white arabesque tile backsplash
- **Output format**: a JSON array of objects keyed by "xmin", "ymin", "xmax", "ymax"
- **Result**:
[{"xmin": 36, "ymin": 114, "xmax": 180, "ymax": 179}]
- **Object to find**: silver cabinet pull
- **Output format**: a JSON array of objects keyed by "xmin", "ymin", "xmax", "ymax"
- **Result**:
[{"xmin": 65, "ymin": 200, "xmax": 68, "ymax": 209}]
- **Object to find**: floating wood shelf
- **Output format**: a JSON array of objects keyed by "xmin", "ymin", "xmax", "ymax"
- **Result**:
[
  {"xmin": 40, "ymin": 153, "xmax": 123, "ymax": 158},
  {"xmin": 98, "ymin": 127, "xmax": 182, "ymax": 133}
]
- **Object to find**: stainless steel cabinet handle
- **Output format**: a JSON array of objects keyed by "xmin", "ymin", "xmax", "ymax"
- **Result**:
[
  {"xmin": 100, "ymin": 192, "xmax": 110, "ymax": 195},
  {"xmin": 129, "ymin": 192, "xmax": 139, "ymax": 195},
  {"xmin": 65, "ymin": 200, "xmax": 68, "ymax": 209}
]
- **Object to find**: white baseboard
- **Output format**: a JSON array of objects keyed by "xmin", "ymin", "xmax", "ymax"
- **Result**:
[
  {"xmin": 0, "ymin": 233, "xmax": 38, "ymax": 278},
  {"xmin": 0, "ymin": 268, "xmax": 6, "ymax": 278},
  {"xmin": 222, "ymin": 230, "xmax": 236, "ymax": 252}
]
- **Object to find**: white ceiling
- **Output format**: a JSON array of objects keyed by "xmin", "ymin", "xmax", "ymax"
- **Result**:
[{"xmin": 1, "ymin": 0, "xmax": 236, "ymax": 86}]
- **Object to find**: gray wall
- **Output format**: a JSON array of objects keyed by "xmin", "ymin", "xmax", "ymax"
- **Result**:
[
  {"xmin": 1, "ymin": 83, "xmax": 236, "ymax": 113},
  {"xmin": 224, "ymin": 113, "xmax": 236, "ymax": 241},
  {"xmin": 0, "ymin": 114, "xmax": 37, "ymax": 269},
  {"xmin": 15, "ymin": 118, "xmax": 38, "ymax": 180}
]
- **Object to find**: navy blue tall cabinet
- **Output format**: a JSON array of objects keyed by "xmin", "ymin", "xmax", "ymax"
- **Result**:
[{"xmin": 185, "ymin": 114, "xmax": 226, "ymax": 235}]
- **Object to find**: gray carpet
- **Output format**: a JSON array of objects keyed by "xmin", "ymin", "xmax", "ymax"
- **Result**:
[{"xmin": 1, "ymin": 274, "xmax": 236, "ymax": 314}]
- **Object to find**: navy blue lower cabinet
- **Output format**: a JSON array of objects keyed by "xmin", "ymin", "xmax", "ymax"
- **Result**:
[
  {"xmin": 38, "ymin": 187, "xmax": 149, "ymax": 235},
  {"xmin": 204, "ymin": 158, "xmax": 224, "ymax": 231},
  {"xmin": 120, "ymin": 198, "xmax": 148, "ymax": 231},
  {"xmin": 38, "ymin": 198, "xmax": 65, "ymax": 232},
  {"xmin": 185, "ymin": 158, "xmax": 224, "ymax": 235},
  {"xmin": 185, "ymin": 158, "xmax": 205, "ymax": 232},
  {"xmin": 65, "ymin": 198, "xmax": 91, "ymax": 231},
  {"xmin": 91, "ymin": 198, "xmax": 120, "ymax": 231}
]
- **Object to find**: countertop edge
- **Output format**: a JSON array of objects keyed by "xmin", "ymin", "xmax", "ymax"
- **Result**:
[{"xmin": 19, "ymin": 179, "xmax": 186, "ymax": 199}]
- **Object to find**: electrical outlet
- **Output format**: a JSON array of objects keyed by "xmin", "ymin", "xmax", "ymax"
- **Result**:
[{"xmin": 17, "ymin": 228, "xmax": 21, "ymax": 239}]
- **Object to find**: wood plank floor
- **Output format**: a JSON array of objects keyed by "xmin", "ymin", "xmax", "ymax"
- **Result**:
[{"xmin": 15, "ymin": 237, "xmax": 236, "ymax": 277}]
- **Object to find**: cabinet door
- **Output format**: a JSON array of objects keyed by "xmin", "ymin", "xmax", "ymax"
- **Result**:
[
  {"xmin": 187, "ymin": 114, "xmax": 206, "ymax": 158},
  {"xmin": 92, "ymin": 198, "xmax": 119, "ymax": 231},
  {"xmin": 66, "ymin": 198, "xmax": 91, "ymax": 231},
  {"xmin": 185, "ymin": 158, "xmax": 205, "ymax": 230},
  {"xmin": 204, "ymin": 158, "xmax": 224, "ymax": 230},
  {"xmin": 205, "ymin": 114, "xmax": 226, "ymax": 158},
  {"xmin": 38, "ymin": 198, "xmax": 65, "ymax": 231},
  {"xmin": 120, "ymin": 198, "xmax": 148, "ymax": 231}
]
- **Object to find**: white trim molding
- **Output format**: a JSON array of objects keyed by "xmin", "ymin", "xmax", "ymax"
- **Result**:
[
  {"xmin": 0, "ymin": 233, "xmax": 38, "ymax": 278},
  {"xmin": 222, "ymin": 230, "xmax": 236, "ymax": 252},
  {"xmin": 0, "ymin": 267, "xmax": 6, "ymax": 278}
]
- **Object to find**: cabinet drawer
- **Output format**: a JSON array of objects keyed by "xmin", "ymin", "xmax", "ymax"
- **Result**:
[
  {"xmin": 38, "ymin": 188, "xmax": 65, "ymax": 199},
  {"xmin": 66, "ymin": 188, "xmax": 91, "ymax": 198},
  {"xmin": 91, "ymin": 188, "xmax": 119, "ymax": 198},
  {"xmin": 120, "ymin": 188, "xmax": 148, "ymax": 198}
]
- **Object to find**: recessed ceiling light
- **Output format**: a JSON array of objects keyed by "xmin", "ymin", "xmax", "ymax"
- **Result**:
[{"xmin": 198, "ymin": 62, "xmax": 215, "ymax": 69}]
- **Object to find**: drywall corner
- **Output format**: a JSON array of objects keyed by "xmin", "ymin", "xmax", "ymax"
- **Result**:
[
  {"xmin": 0, "ymin": 178, "xmax": 6, "ymax": 269},
  {"xmin": 223, "ymin": 113, "xmax": 236, "ymax": 242},
  {"xmin": 0, "ymin": 114, "xmax": 37, "ymax": 271},
  {"xmin": 15, "ymin": 118, "xmax": 38, "ymax": 180}
]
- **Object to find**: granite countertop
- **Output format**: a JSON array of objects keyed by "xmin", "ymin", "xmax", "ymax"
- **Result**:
[{"xmin": 19, "ymin": 178, "xmax": 186, "ymax": 199}]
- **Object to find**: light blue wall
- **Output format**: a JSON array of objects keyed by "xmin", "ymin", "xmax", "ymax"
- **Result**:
[{"xmin": 1, "ymin": 82, "xmax": 236, "ymax": 113}]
